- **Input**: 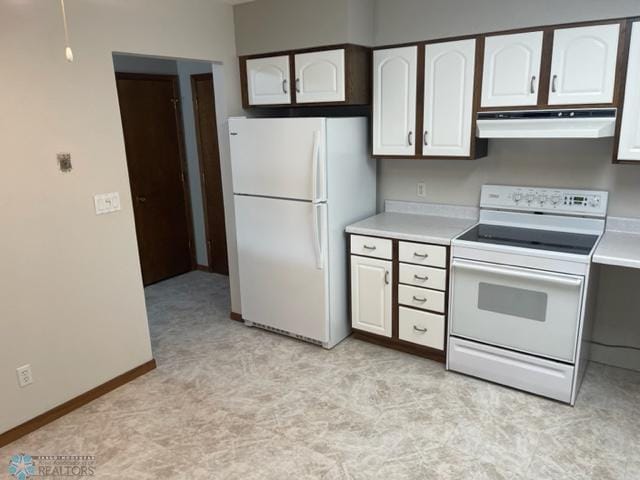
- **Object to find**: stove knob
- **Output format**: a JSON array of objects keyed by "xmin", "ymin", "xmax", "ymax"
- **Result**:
[
  {"xmin": 513, "ymin": 193, "xmax": 523, "ymax": 203},
  {"xmin": 526, "ymin": 193, "xmax": 535, "ymax": 203},
  {"xmin": 590, "ymin": 196, "xmax": 601, "ymax": 207},
  {"xmin": 539, "ymin": 195, "xmax": 548, "ymax": 205},
  {"xmin": 551, "ymin": 194, "xmax": 562, "ymax": 205}
]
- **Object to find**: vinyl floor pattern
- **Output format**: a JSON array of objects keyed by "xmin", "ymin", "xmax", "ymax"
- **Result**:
[{"xmin": 2, "ymin": 271, "xmax": 639, "ymax": 479}]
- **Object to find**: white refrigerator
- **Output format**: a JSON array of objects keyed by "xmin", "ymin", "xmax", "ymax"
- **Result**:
[{"xmin": 229, "ymin": 117, "xmax": 376, "ymax": 348}]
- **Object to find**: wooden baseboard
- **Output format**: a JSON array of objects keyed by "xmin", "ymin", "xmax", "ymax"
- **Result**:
[
  {"xmin": 230, "ymin": 311, "xmax": 243, "ymax": 321},
  {"xmin": 0, "ymin": 359, "xmax": 156, "ymax": 448},
  {"xmin": 352, "ymin": 330, "xmax": 446, "ymax": 363}
]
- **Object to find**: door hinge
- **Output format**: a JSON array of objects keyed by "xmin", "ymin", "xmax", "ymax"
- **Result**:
[
  {"xmin": 181, "ymin": 171, "xmax": 185, "ymax": 183},
  {"xmin": 171, "ymin": 98, "xmax": 179, "ymax": 108}
]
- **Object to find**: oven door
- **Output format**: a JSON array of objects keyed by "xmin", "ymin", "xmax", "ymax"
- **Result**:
[{"xmin": 450, "ymin": 258, "xmax": 584, "ymax": 362}]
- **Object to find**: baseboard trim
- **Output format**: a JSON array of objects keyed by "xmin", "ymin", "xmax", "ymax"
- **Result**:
[
  {"xmin": 0, "ymin": 359, "xmax": 156, "ymax": 448},
  {"xmin": 196, "ymin": 264, "xmax": 211, "ymax": 272},
  {"xmin": 230, "ymin": 311, "xmax": 243, "ymax": 322}
]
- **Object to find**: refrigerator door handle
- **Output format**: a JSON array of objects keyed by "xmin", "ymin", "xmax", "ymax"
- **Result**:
[
  {"xmin": 311, "ymin": 130, "xmax": 323, "ymax": 203},
  {"xmin": 312, "ymin": 203, "xmax": 324, "ymax": 270}
]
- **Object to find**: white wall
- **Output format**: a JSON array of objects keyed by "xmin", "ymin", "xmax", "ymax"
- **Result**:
[
  {"xmin": 233, "ymin": 0, "xmax": 374, "ymax": 55},
  {"xmin": 0, "ymin": 0, "xmax": 241, "ymax": 434}
]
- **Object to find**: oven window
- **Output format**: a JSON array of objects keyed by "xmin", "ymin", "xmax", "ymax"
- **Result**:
[{"xmin": 477, "ymin": 283, "xmax": 548, "ymax": 322}]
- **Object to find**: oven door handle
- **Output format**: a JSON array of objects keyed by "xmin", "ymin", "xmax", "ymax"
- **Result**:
[{"xmin": 452, "ymin": 259, "xmax": 583, "ymax": 288}]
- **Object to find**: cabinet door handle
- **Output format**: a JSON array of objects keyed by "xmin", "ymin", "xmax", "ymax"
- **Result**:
[
  {"xmin": 282, "ymin": 79, "xmax": 288, "ymax": 94},
  {"xmin": 295, "ymin": 78, "xmax": 301, "ymax": 93},
  {"xmin": 530, "ymin": 75, "xmax": 536, "ymax": 94},
  {"xmin": 413, "ymin": 325, "xmax": 428, "ymax": 333},
  {"xmin": 423, "ymin": 130, "xmax": 428, "ymax": 146},
  {"xmin": 408, "ymin": 131, "xmax": 413, "ymax": 146},
  {"xmin": 363, "ymin": 245, "xmax": 377, "ymax": 250},
  {"xmin": 385, "ymin": 271, "xmax": 390, "ymax": 285},
  {"xmin": 414, "ymin": 274, "xmax": 428, "ymax": 281},
  {"xmin": 413, "ymin": 252, "xmax": 429, "ymax": 258},
  {"xmin": 551, "ymin": 74, "xmax": 558, "ymax": 93},
  {"xmin": 412, "ymin": 296, "xmax": 427, "ymax": 303}
]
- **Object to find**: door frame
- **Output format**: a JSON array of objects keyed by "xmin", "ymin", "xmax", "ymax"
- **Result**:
[
  {"xmin": 190, "ymin": 72, "xmax": 229, "ymax": 274},
  {"xmin": 115, "ymin": 71, "xmax": 197, "ymax": 274}
]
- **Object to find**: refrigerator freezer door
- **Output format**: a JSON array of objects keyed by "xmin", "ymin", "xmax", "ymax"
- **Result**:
[
  {"xmin": 235, "ymin": 195, "xmax": 329, "ymax": 342},
  {"xmin": 229, "ymin": 117, "xmax": 326, "ymax": 201}
]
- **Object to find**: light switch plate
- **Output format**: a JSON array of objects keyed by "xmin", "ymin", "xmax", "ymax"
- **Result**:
[{"xmin": 94, "ymin": 192, "xmax": 121, "ymax": 215}]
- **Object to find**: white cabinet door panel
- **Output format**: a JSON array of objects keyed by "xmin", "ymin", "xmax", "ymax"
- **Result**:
[
  {"xmin": 246, "ymin": 55, "xmax": 291, "ymax": 105},
  {"xmin": 618, "ymin": 22, "xmax": 640, "ymax": 161},
  {"xmin": 481, "ymin": 31, "xmax": 543, "ymax": 107},
  {"xmin": 295, "ymin": 49, "xmax": 345, "ymax": 103},
  {"xmin": 423, "ymin": 39, "xmax": 476, "ymax": 156},
  {"xmin": 548, "ymin": 24, "xmax": 620, "ymax": 105},
  {"xmin": 351, "ymin": 255, "xmax": 392, "ymax": 337},
  {"xmin": 373, "ymin": 46, "xmax": 418, "ymax": 156}
]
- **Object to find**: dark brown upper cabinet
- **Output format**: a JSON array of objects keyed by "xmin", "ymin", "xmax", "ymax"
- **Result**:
[
  {"xmin": 239, "ymin": 44, "xmax": 370, "ymax": 108},
  {"xmin": 479, "ymin": 21, "xmax": 627, "ymax": 111}
]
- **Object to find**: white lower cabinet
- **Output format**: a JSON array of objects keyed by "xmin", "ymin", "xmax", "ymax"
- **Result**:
[
  {"xmin": 350, "ymin": 255, "xmax": 392, "ymax": 337},
  {"xmin": 399, "ymin": 307, "xmax": 445, "ymax": 350}
]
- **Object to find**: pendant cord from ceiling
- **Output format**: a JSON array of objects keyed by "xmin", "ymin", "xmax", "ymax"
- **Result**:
[{"xmin": 60, "ymin": 0, "xmax": 74, "ymax": 62}]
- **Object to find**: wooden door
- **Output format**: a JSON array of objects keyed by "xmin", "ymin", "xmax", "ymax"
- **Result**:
[
  {"xmin": 294, "ymin": 49, "xmax": 346, "ymax": 103},
  {"xmin": 191, "ymin": 73, "xmax": 229, "ymax": 274},
  {"xmin": 481, "ymin": 31, "xmax": 543, "ymax": 107},
  {"xmin": 116, "ymin": 73, "xmax": 194, "ymax": 285},
  {"xmin": 246, "ymin": 55, "xmax": 291, "ymax": 105},
  {"xmin": 548, "ymin": 24, "xmax": 620, "ymax": 105},
  {"xmin": 422, "ymin": 39, "xmax": 476, "ymax": 156},
  {"xmin": 618, "ymin": 22, "xmax": 640, "ymax": 162},
  {"xmin": 350, "ymin": 255, "xmax": 392, "ymax": 337},
  {"xmin": 372, "ymin": 46, "xmax": 418, "ymax": 156}
]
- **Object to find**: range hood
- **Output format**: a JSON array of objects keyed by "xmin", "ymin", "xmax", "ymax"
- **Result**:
[{"xmin": 476, "ymin": 108, "xmax": 616, "ymax": 139}]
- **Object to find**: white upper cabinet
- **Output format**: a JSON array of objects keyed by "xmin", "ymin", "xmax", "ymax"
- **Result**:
[
  {"xmin": 618, "ymin": 22, "xmax": 640, "ymax": 162},
  {"xmin": 294, "ymin": 49, "xmax": 346, "ymax": 104},
  {"xmin": 246, "ymin": 55, "xmax": 291, "ymax": 105},
  {"xmin": 423, "ymin": 39, "xmax": 476, "ymax": 156},
  {"xmin": 373, "ymin": 46, "xmax": 418, "ymax": 156},
  {"xmin": 548, "ymin": 24, "xmax": 620, "ymax": 105},
  {"xmin": 481, "ymin": 31, "xmax": 543, "ymax": 107}
]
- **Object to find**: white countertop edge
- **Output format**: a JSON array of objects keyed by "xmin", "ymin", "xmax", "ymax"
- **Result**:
[
  {"xmin": 606, "ymin": 216, "xmax": 640, "ymax": 234},
  {"xmin": 592, "ymin": 253, "xmax": 640, "ymax": 269},
  {"xmin": 385, "ymin": 200, "xmax": 479, "ymax": 220},
  {"xmin": 344, "ymin": 226, "xmax": 455, "ymax": 246}
]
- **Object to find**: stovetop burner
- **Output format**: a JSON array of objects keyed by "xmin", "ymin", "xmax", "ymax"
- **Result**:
[{"xmin": 457, "ymin": 224, "xmax": 599, "ymax": 255}]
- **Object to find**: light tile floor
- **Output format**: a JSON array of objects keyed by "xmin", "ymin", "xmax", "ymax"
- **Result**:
[{"xmin": 2, "ymin": 271, "xmax": 639, "ymax": 479}]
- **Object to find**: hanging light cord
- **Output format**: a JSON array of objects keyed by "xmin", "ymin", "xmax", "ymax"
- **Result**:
[{"xmin": 60, "ymin": 0, "xmax": 74, "ymax": 62}]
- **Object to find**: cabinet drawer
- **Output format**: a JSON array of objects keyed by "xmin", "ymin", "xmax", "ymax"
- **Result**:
[
  {"xmin": 350, "ymin": 235, "xmax": 392, "ymax": 259},
  {"xmin": 398, "ymin": 284, "xmax": 445, "ymax": 313},
  {"xmin": 398, "ymin": 307, "xmax": 445, "ymax": 350},
  {"xmin": 399, "ymin": 263, "xmax": 446, "ymax": 291},
  {"xmin": 398, "ymin": 241, "xmax": 446, "ymax": 267}
]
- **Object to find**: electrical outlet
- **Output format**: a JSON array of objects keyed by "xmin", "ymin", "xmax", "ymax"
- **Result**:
[
  {"xmin": 417, "ymin": 182, "xmax": 427, "ymax": 198},
  {"xmin": 16, "ymin": 364, "xmax": 33, "ymax": 388}
]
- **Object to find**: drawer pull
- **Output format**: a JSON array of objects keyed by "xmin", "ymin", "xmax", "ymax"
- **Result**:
[
  {"xmin": 363, "ymin": 245, "xmax": 377, "ymax": 250},
  {"xmin": 385, "ymin": 271, "xmax": 390, "ymax": 285},
  {"xmin": 413, "ymin": 252, "xmax": 429, "ymax": 258},
  {"xmin": 412, "ymin": 296, "xmax": 427, "ymax": 303},
  {"xmin": 414, "ymin": 274, "xmax": 428, "ymax": 281},
  {"xmin": 413, "ymin": 325, "xmax": 428, "ymax": 333}
]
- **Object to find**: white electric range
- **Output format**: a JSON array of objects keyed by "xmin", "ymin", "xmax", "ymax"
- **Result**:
[{"xmin": 447, "ymin": 185, "xmax": 608, "ymax": 405}]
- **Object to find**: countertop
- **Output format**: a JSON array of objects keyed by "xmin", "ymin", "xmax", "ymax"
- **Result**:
[
  {"xmin": 593, "ymin": 217, "xmax": 640, "ymax": 269},
  {"xmin": 345, "ymin": 200, "xmax": 478, "ymax": 246}
]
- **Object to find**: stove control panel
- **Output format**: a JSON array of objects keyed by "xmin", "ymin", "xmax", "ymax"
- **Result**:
[{"xmin": 481, "ymin": 185, "xmax": 608, "ymax": 217}]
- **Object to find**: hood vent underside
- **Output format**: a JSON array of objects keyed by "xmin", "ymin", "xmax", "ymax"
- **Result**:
[{"xmin": 476, "ymin": 108, "xmax": 616, "ymax": 139}]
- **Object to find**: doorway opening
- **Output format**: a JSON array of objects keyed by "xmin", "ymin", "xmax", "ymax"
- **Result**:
[{"xmin": 113, "ymin": 53, "xmax": 229, "ymax": 286}]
